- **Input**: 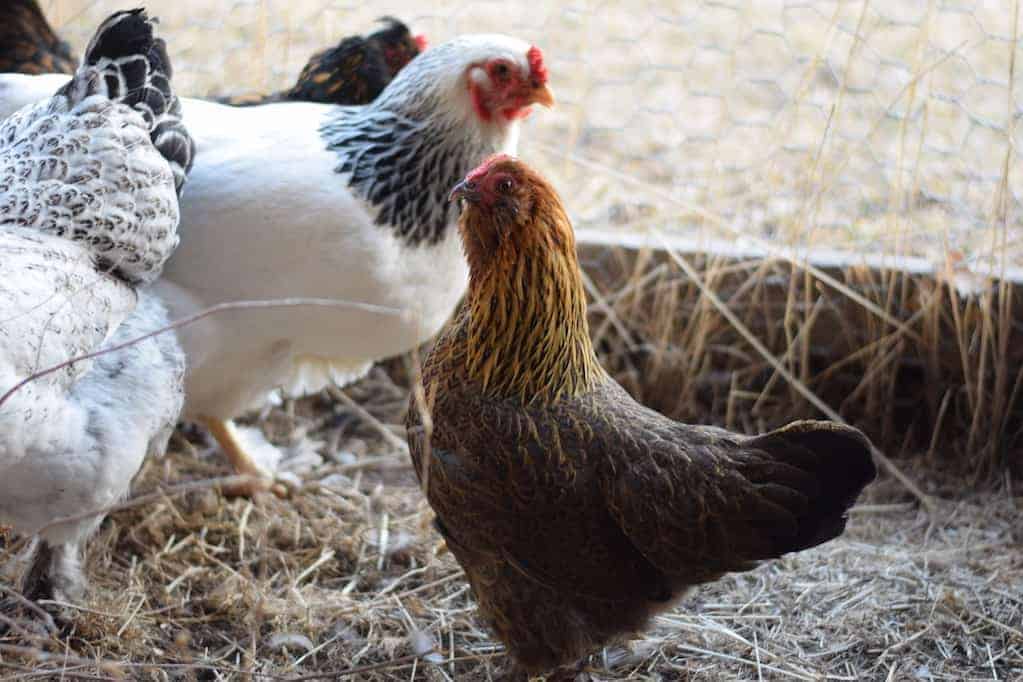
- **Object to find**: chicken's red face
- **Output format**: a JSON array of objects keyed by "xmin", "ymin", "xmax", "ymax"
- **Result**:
[
  {"xmin": 468, "ymin": 46, "xmax": 554, "ymax": 123},
  {"xmin": 450, "ymin": 154, "xmax": 528, "ymax": 213},
  {"xmin": 450, "ymin": 155, "xmax": 525, "ymax": 264},
  {"xmin": 449, "ymin": 153, "xmax": 573, "ymax": 277}
]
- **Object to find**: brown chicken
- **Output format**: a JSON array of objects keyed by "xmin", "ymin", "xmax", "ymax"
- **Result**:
[
  {"xmin": 216, "ymin": 17, "xmax": 426, "ymax": 107},
  {"xmin": 406, "ymin": 155, "xmax": 877, "ymax": 678},
  {"xmin": 0, "ymin": 0, "xmax": 76, "ymax": 75}
]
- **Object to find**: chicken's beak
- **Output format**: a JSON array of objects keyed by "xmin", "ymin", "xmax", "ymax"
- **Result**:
[
  {"xmin": 529, "ymin": 83, "xmax": 555, "ymax": 108},
  {"xmin": 449, "ymin": 179, "xmax": 480, "ymax": 204}
]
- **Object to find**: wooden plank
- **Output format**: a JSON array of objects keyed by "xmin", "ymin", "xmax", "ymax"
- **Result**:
[{"xmin": 576, "ymin": 228, "xmax": 1023, "ymax": 286}]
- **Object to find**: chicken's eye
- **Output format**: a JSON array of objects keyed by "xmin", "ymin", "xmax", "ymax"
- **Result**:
[
  {"xmin": 497, "ymin": 178, "xmax": 514, "ymax": 193},
  {"xmin": 493, "ymin": 63, "xmax": 510, "ymax": 79}
]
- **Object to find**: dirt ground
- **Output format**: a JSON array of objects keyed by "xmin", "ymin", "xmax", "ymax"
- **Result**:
[
  {"xmin": 1, "ymin": 370, "xmax": 1019, "ymax": 680},
  {"xmin": 0, "ymin": 2, "xmax": 1020, "ymax": 679}
]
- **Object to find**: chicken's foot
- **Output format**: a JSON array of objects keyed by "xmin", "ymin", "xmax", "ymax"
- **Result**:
[
  {"xmin": 201, "ymin": 417, "xmax": 291, "ymax": 498},
  {"xmin": 0, "ymin": 540, "xmax": 65, "ymax": 638}
]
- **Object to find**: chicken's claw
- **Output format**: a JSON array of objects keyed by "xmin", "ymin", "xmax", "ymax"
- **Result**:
[{"xmin": 201, "ymin": 417, "xmax": 293, "ymax": 500}]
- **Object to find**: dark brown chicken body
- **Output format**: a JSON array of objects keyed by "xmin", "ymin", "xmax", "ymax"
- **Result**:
[
  {"xmin": 0, "ymin": 0, "xmax": 76, "ymax": 75},
  {"xmin": 216, "ymin": 17, "xmax": 425, "ymax": 107},
  {"xmin": 407, "ymin": 156, "xmax": 877, "ymax": 676}
]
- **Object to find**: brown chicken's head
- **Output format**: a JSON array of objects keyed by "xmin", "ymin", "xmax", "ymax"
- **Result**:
[
  {"xmin": 450, "ymin": 154, "xmax": 575, "ymax": 274},
  {"xmin": 449, "ymin": 155, "xmax": 601, "ymax": 401}
]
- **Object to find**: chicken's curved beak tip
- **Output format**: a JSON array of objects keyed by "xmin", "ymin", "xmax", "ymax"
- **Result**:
[
  {"xmin": 532, "ymin": 83, "xmax": 555, "ymax": 109},
  {"xmin": 448, "ymin": 179, "xmax": 477, "ymax": 204}
]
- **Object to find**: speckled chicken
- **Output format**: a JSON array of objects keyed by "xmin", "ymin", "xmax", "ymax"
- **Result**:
[
  {"xmin": 406, "ymin": 156, "xmax": 877, "ymax": 677},
  {"xmin": 216, "ymin": 17, "xmax": 426, "ymax": 107},
  {"xmin": 0, "ymin": 0, "xmax": 76, "ymax": 75},
  {"xmin": 0, "ymin": 9, "xmax": 194, "ymax": 604}
]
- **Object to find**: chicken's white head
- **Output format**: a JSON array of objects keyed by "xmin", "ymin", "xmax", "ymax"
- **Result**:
[
  {"xmin": 375, "ymin": 34, "xmax": 553, "ymax": 129},
  {"xmin": 464, "ymin": 39, "xmax": 553, "ymax": 123},
  {"xmin": 324, "ymin": 34, "xmax": 554, "ymax": 246}
]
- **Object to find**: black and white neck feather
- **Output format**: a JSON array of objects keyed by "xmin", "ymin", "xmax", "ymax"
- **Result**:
[{"xmin": 322, "ymin": 34, "xmax": 532, "ymax": 247}]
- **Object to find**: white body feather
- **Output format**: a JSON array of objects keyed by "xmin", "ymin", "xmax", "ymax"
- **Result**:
[
  {"xmin": 156, "ymin": 99, "xmax": 477, "ymax": 417},
  {"xmin": 0, "ymin": 233, "xmax": 183, "ymax": 546},
  {"xmin": 0, "ymin": 35, "xmax": 535, "ymax": 422}
]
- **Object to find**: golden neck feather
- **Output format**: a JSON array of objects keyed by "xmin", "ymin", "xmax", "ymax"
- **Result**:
[{"xmin": 460, "ymin": 211, "xmax": 603, "ymax": 404}]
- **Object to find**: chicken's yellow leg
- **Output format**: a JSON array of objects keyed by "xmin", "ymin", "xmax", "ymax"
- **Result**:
[{"xmin": 200, "ymin": 417, "xmax": 289, "ymax": 498}]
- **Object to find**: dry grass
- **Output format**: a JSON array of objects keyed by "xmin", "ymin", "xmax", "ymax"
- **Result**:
[
  {"xmin": 1, "ymin": 370, "xmax": 1021, "ymax": 680},
  {"xmin": 577, "ymin": 242, "xmax": 1023, "ymax": 484},
  {"xmin": 0, "ymin": 0, "xmax": 1021, "ymax": 679}
]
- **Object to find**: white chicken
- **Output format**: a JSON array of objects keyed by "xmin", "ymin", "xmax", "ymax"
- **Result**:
[
  {"xmin": 0, "ymin": 9, "xmax": 193, "ymax": 603},
  {"xmin": 0, "ymin": 33, "xmax": 553, "ymax": 497}
]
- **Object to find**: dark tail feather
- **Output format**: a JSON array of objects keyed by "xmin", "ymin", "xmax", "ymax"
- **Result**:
[
  {"xmin": 60, "ymin": 9, "xmax": 194, "ymax": 194},
  {"xmin": 745, "ymin": 420, "xmax": 877, "ymax": 554}
]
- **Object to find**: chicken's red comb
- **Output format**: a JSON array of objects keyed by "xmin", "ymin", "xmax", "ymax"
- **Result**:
[
  {"xmin": 467, "ymin": 154, "xmax": 516, "ymax": 182},
  {"xmin": 527, "ymin": 46, "xmax": 548, "ymax": 84},
  {"xmin": 414, "ymin": 34, "xmax": 428, "ymax": 51}
]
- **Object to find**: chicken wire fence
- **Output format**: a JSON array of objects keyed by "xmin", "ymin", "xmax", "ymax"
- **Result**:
[{"xmin": 48, "ymin": 0, "xmax": 1021, "ymax": 270}]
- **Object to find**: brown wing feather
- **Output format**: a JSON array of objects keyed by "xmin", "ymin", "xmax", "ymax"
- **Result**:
[
  {"xmin": 599, "ymin": 392, "xmax": 876, "ymax": 581},
  {"xmin": 214, "ymin": 35, "xmax": 389, "ymax": 107},
  {"xmin": 412, "ymin": 364, "xmax": 875, "ymax": 614},
  {"xmin": 286, "ymin": 38, "xmax": 386, "ymax": 104},
  {"xmin": 0, "ymin": 0, "xmax": 76, "ymax": 75}
]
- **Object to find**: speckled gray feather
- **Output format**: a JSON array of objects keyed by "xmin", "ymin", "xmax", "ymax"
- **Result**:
[
  {"xmin": 0, "ymin": 94, "xmax": 179, "ymax": 285},
  {"xmin": 0, "ymin": 9, "xmax": 191, "ymax": 604}
]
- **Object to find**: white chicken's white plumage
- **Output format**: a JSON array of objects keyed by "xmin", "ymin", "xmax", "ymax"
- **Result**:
[
  {"xmin": 0, "ymin": 9, "xmax": 193, "ymax": 603},
  {"xmin": 0, "ymin": 33, "xmax": 553, "ymax": 495}
]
